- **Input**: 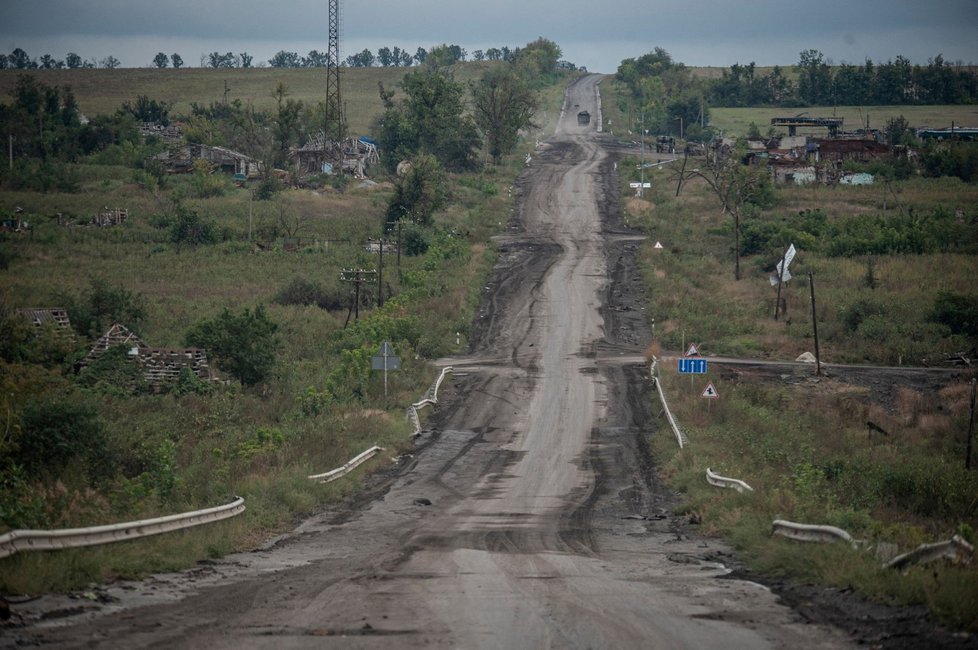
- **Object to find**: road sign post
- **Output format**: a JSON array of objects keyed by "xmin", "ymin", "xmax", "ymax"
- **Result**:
[
  {"xmin": 371, "ymin": 341, "xmax": 400, "ymax": 398},
  {"xmin": 677, "ymin": 358, "xmax": 707, "ymax": 374}
]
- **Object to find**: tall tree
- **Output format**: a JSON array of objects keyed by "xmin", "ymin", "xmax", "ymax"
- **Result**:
[
  {"xmin": 269, "ymin": 50, "xmax": 301, "ymax": 68},
  {"xmin": 8, "ymin": 48, "xmax": 35, "ymax": 69},
  {"xmin": 65, "ymin": 52, "xmax": 82, "ymax": 69},
  {"xmin": 376, "ymin": 69, "xmax": 480, "ymax": 172},
  {"xmin": 345, "ymin": 49, "xmax": 375, "ymax": 67},
  {"xmin": 153, "ymin": 52, "xmax": 170, "ymax": 68},
  {"xmin": 679, "ymin": 143, "xmax": 775, "ymax": 280},
  {"xmin": 796, "ymin": 49, "xmax": 832, "ymax": 105},
  {"xmin": 471, "ymin": 66, "xmax": 537, "ymax": 164},
  {"xmin": 171, "ymin": 53, "xmax": 183, "ymax": 68},
  {"xmin": 303, "ymin": 50, "xmax": 329, "ymax": 67},
  {"xmin": 208, "ymin": 51, "xmax": 235, "ymax": 68}
]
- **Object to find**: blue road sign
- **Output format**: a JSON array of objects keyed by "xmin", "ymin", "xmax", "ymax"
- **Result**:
[{"xmin": 678, "ymin": 358, "xmax": 708, "ymax": 374}]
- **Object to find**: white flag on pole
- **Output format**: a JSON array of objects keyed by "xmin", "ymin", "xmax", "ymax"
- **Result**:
[{"xmin": 770, "ymin": 244, "xmax": 796, "ymax": 286}]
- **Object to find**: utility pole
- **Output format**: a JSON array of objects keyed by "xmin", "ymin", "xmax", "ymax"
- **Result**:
[
  {"xmin": 368, "ymin": 237, "xmax": 398, "ymax": 307},
  {"xmin": 967, "ymin": 378, "xmax": 976, "ymax": 470},
  {"xmin": 639, "ymin": 112, "xmax": 645, "ymax": 197},
  {"xmin": 340, "ymin": 268, "xmax": 376, "ymax": 326},
  {"xmin": 808, "ymin": 271, "xmax": 821, "ymax": 376},
  {"xmin": 396, "ymin": 221, "xmax": 402, "ymax": 279},
  {"xmin": 377, "ymin": 240, "xmax": 384, "ymax": 308},
  {"xmin": 774, "ymin": 243, "xmax": 790, "ymax": 320},
  {"xmin": 223, "ymin": 80, "xmax": 230, "ymax": 105}
]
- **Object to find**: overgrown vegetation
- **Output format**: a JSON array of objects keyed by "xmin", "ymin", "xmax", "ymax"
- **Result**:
[
  {"xmin": 615, "ymin": 60, "xmax": 978, "ymax": 630},
  {"xmin": 0, "ymin": 41, "xmax": 568, "ymax": 594}
]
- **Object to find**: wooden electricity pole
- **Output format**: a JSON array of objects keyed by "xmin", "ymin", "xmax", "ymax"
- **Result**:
[
  {"xmin": 340, "ymin": 268, "xmax": 376, "ymax": 326},
  {"xmin": 774, "ymin": 243, "xmax": 790, "ymax": 320},
  {"xmin": 967, "ymin": 378, "xmax": 976, "ymax": 470},
  {"xmin": 808, "ymin": 271, "xmax": 821, "ymax": 376}
]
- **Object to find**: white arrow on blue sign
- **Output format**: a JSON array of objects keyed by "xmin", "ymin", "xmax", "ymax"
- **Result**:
[{"xmin": 678, "ymin": 358, "xmax": 708, "ymax": 374}]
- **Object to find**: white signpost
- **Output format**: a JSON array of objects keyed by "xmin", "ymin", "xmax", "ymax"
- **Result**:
[{"xmin": 371, "ymin": 341, "xmax": 400, "ymax": 398}]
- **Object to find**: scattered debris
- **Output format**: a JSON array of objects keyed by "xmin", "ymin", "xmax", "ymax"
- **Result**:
[{"xmin": 292, "ymin": 134, "xmax": 379, "ymax": 179}]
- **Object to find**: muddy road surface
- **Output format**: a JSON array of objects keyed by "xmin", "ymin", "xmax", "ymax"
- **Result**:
[{"xmin": 6, "ymin": 75, "xmax": 856, "ymax": 648}]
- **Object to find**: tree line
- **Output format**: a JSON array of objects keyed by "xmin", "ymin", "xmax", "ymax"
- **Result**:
[
  {"xmin": 708, "ymin": 50, "xmax": 978, "ymax": 107},
  {"xmin": 0, "ymin": 44, "xmax": 528, "ymax": 71},
  {"xmin": 616, "ymin": 47, "xmax": 978, "ymax": 141},
  {"xmin": 0, "ymin": 47, "xmax": 122, "ymax": 70}
]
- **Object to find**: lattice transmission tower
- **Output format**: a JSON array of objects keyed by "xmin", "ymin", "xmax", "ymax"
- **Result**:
[{"xmin": 325, "ymin": 0, "xmax": 344, "ymax": 141}]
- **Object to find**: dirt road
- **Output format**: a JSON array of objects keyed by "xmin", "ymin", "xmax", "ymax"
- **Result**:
[{"xmin": 7, "ymin": 75, "xmax": 856, "ymax": 648}]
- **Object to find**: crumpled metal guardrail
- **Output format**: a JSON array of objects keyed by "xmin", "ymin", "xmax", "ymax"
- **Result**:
[
  {"xmin": 772, "ymin": 519, "xmax": 857, "ymax": 546},
  {"xmin": 706, "ymin": 468, "xmax": 754, "ymax": 493},
  {"xmin": 308, "ymin": 445, "xmax": 385, "ymax": 484},
  {"xmin": 773, "ymin": 520, "xmax": 976, "ymax": 571},
  {"xmin": 407, "ymin": 367, "xmax": 453, "ymax": 436},
  {"xmin": 650, "ymin": 357, "xmax": 687, "ymax": 448},
  {"xmin": 885, "ymin": 534, "xmax": 975, "ymax": 570},
  {"xmin": 0, "ymin": 497, "xmax": 245, "ymax": 559}
]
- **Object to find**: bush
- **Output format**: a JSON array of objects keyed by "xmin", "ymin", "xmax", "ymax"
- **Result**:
[
  {"xmin": 169, "ymin": 208, "xmax": 218, "ymax": 247},
  {"xmin": 63, "ymin": 277, "xmax": 147, "ymax": 339},
  {"xmin": 841, "ymin": 298, "xmax": 888, "ymax": 332},
  {"xmin": 929, "ymin": 291, "xmax": 978, "ymax": 339},
  {"xmin": 274, "ymin": 277, "xmax": 346, "ymax": 311},
  {"xmin": 15, "ymin": 397, "xmax": 107, "ymax": 477},
  {"xmin": 77, "ymin": 344, "xmax": 147, "ymax": 395},
  {"xmin": 400, "ymin": 223, "xmax": 430, "ymax": 256},
  {"xmin": 185, "ymin": 305, "xmax": 279, "ymax": 386}
]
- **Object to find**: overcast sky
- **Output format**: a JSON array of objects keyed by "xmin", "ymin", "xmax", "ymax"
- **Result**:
[{"xmin": 3, "ymin": 0, "xmax": 977, "ymax": 73}]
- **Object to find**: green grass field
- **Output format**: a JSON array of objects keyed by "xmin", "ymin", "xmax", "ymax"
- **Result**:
[
  {"xmin": 710, "ymin": 105, "xmax": 978, "ymax": 138},
  {"xmin": 0, "ymin": 63, "xmax": 499, "ymax": 137}
]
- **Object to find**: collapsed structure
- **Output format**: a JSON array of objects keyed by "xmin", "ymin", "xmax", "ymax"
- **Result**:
[
  {"xmin": 83, "ymin": 323, "xmax": 214, "ymax": 387},
  {"xmin": 291, "ymin": 133, "xmax": 379, "ymax": 179}
]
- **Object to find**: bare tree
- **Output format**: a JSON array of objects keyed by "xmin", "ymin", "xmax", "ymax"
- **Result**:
[{"xmin": 677, "ymin": 143, "xmax": 774, "ymax": 280}]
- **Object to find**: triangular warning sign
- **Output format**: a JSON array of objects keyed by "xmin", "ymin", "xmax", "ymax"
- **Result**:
[
  {"xmin": 685, "ymin": 343, "xmax": 699, "ymax": 357},
  {"xmin": 654, "ymin": 241, "xmax": 664, "ymax": 249},
  {"xmin": 702, "ymin": 382, "xmax": 719, "ymax": 399}
]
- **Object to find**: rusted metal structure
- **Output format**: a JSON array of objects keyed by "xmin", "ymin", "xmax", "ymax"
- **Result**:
[
  {"xmin": 771, "ymin": 116, "xmax": 844, "ymax": 137},
  {"xmin": 292, "ymin": 134, "xmax": 379, "ymax": 178}
]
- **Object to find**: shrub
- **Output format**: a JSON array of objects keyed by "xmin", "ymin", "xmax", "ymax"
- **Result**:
[
  {"xmin": 841, "ymin": 298, "xmax": 888, "ymax": 332},
  {"xmin": 274, "ymin": 277, "xmax": 346, "ymax": 311},
  {"xmin": 400, "ymin": 223, "xmax": 430, "ymax": 256},
  {"xmin": 63, "ymin": 277, "xmax": 147, "ymax": 339},
  {"xmin": 77, "ymin": 344, "xmax": 147, "ymax": 395},
  {"xmin": 185, "ymin": 305, "xmax": 279, "ymax": 386},
  {"xmin": 169, "ymin": 208, "xmax": 218, "ymax": 247},
  {"xmin": 929, "ymin": 291, "xmax": 978, "ymax": 339},
  {"xmin": 15, "ymin": 397, "xmax": 107, "ymax": 477}
]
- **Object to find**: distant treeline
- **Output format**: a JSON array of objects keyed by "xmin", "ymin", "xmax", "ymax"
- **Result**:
[
  {"xmin": 0, "ymin": 44, "xmax": 526, "ymax": 71},
  {"xmin": 618, "ymin": 48, "xmax": 978, "ymax": 140},
  {"xmin": 707, "ymin": 50, "xmax": 978, "ymax": 107}
]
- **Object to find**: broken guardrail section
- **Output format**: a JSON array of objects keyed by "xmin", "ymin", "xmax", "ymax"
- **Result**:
[
  {"xmin": 771, "ymin": 519, "xmax": 857, "ymax": 546},
  {"xmin": 0, "ymin": 497, "xmax": 245, "ymax": 559},
  {"xmin": 885, "ymin": 535, "xmax": 975, "ymax": 570},
  {"xmin": 706, "ymin": 468, "xmax": 754, "ymax": 493},
  {"xmin": 407, "ymin": 367, "xmax": 453, "ymax": 436},
  {"xmin": 308, "ymin": 445, "xmax": 385, "ymax": 484}
]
